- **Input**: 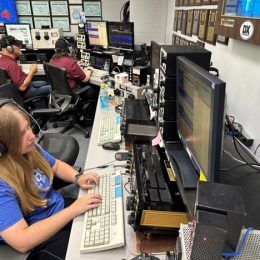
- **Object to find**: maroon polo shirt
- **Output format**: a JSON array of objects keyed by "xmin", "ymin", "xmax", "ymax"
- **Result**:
[
  {"xmin": 49, "ymin": 56, "xmax": 86, "ymax": 90},
  {"xmin": 0, "ymin": 54, "xmax": 26, "ymax": 88}
]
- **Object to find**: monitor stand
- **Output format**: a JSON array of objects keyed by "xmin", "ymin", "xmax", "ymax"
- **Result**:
[{"xmin": 166, "ymin": 143, "xmax": 199, "ymax": 189}]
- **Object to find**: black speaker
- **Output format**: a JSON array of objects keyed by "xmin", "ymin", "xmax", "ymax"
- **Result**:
[
  {"xmin": 190, "ymin": 209, "xmax": 228, "ymax": 260},
  {"xmin": 196, "ymin": 182, "xmax": 246, "ymax": 253}
]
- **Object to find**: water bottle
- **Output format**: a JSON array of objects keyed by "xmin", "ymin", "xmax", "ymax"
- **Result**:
[{"xmin": 100, "ymin": 82, "xmax": 109, "ymax": 109}]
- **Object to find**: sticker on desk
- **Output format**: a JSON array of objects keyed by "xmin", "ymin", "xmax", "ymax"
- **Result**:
[
  {"xmin": 116, "ymin": 116, "xmax": 120, "ymax": 125},
  {"xmin": 115, "ymin": 175, "xmax": 121, "ymax": 185},
  {"xmin": 115, "ymin": 186, "xmax": 122, "ymax": 198},
  {"xmin": 152, "ymin": 131, "xmax": 162, "ymax": 146}
]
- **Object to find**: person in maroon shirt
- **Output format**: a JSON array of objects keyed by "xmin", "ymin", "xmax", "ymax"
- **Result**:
[
  {"xmin": 50, "ymin": 38, "xmax": 96, "ymax": 91},
  {"xmin": 0, "ymin": 35, "xmax": 50, "ymax": 99}
]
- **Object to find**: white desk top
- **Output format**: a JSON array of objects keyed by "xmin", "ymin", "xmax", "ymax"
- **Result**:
[
  {"xmin": 21, "ymin": 63, "xmax": 102, "ymax": 86},
  {"xmin": 65, "ymin": 99, "xmax": 138, "ymax": 260}
]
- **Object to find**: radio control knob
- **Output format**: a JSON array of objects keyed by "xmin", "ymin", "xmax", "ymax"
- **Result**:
[
  {"xmin": 126, "ymin": 196, "xmax": 136, "ymax": 211},
  {"xmin": 128, "ymin": 212, "xmax": 136, "ymax": 226}
]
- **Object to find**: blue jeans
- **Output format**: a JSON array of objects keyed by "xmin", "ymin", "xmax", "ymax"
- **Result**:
[{"xmin": 25, "ymin": 81, "xmax": 51, "ymax": 99}]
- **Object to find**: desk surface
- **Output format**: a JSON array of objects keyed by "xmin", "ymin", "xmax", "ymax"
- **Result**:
[
  {"xmin": 65, "ymin": 99, "xmax": 139, "ymax": 260},
  {"xmin": 21, "ymin": 63, "xmax": 102, "ymax": 86}
]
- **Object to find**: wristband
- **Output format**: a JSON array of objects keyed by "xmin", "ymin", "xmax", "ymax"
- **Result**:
[{"xmin": 73, "ymin": 172, "xmax": 83, "ymax": 186}]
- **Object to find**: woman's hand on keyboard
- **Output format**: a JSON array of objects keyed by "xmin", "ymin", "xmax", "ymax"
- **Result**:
[
  {"xmin": 78, "ymin": 172, "xmax": 100, "ymax": 190},
  {"xmin": 70, "ymin": 193, "xmax": 102, "ymax": 217}
]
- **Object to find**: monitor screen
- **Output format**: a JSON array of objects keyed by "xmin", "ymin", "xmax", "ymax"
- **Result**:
[
  {"xmin": 5, "ymin": 24, "xmax": 32, "ymax": 46},
  {"xmin": 176, "ymin": 56, "xmax": 226, "ymax": 182},
  {"xmin": 86, "ymin": 20, "xmax": 108, "ymax": 48},
  {"xmin": 107, "ymin": 21, "xmax": 134, "ymax": 51},
  {"xmin": 0, "ymin": 0, "xmax": 18, "ymax": 24},
  {"xmin": 223, "ymin": 0, "xmax": 260, "ymax": 18}
]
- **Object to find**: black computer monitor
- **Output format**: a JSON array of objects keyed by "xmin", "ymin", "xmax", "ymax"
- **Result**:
[
  {"xmin": 86, "ymin": 20, "xmax": 108, "ymax": 49},
  {"xmin": 107, "ymin": 21, "xmax": 134, "ymax": 51},
  {"xmin": 5, "ymin": 24, "xmax": 32, "ymax": 47},
  {"xmin": 176, "ymin": 56, "xmax": 226, "ymax": 182},
  {"xmin": 0, "ymin": 0, "xmax": 18, "ymax": 24}
]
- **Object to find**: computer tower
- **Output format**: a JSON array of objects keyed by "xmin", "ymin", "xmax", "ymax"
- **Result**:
[
  {"xmin": 158, "ymin": 101, "xmax": 176, "ymax": 122},
  {"xmin": 159, "ymin": 121, "xmax": 179, "ymax": 142},
  {"xmin": 190, "ymin": 209, "xmax": 228, "ymax": 260},
  {"xmin": 160, "ymin": 45, "xmax": 211, "ymax": 77}
]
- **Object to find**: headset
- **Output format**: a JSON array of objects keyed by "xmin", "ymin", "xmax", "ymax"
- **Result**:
[
  {"xmin": 5, "ymin": 37, "xmax": 14, "ymax": 53},
  {"xmin": 57, "ymin": 38, "xmax": 74, "ymax": 54},
  {"xmin": 0, "ymin": 98, "xmax": 42, "ymax": 155}
]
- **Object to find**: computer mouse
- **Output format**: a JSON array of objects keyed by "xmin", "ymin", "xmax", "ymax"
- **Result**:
[{"xmin": 102, "ymin": 142, "xmax": 120, "ymax": 151}]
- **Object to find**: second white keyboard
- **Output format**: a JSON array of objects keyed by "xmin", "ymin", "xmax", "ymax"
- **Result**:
[
  {"xmin": 97, "ymin": 112, "xmax": 121, "ymax": 145},
  {"xmin": 80, "ymin": 171, "xmax": 125, "ymax": 253},
  {"xmin": 92, "ymin": 69, "xmax": 109, "ymax": 77}
]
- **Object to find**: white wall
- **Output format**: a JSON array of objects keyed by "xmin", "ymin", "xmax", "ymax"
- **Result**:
[
  {"xmin": 165, "ymin": 1, "xmax": 260, "ymax": 160},
  {"xmin": 64, "ymin": 0, "xmax": 127, "ymax": 36},
  {"xmin": 130, "ymin": 0, "xmax": 168, "ymax": 44}
]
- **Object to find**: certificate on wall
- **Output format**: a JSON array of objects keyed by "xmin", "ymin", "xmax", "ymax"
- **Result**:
[
  {"xmin": 189, "ymin": 0, "xmax": 195, "ymax": 5},
  {"xmin": 173, "ymin": 10, "xmax": 178, "ymax": 31},
  {"xmin": 68, "ymin": 0, "xmax": 81, "ymax": 3},
  {"xmin": 177, "ymin": 10, "xmax": 183, "ymax": 31},
  {"xmin": 175, "ymin": 36, "xmax": 180, "ymax": 45},
  {"xmin": 172, "ymin": 34, "xmax": 176, "ymax": 45},
  {"xmin": 186, "ymin": 10, "xmax": 194, "ymax": 36},
  {"xmin": 34, "ymin": 17, "xmax": 52, "ymax": 29},
  {"xmin": 211, "ymin": 0, "xmax": 218, "ymax": 4},
  {"xmin": 69, "ymin": 5, "xmax": 83, "ymax": 24},
  {"xmin": 206, "ymin": 10, "xmax": 217, "ymax": 44},
  {"xmin": 195, "ymin": 0, "xmax": 202, "ymax": 5},
  {"xmin": 52, "ymin": 17, "xmax": 70, "ymax": 31},
  {"xmin": 84, "ymin": 1, "xmax": 102, "ymax": 17},
  {"xmin": 32, "ymin": 1, "xmax": 50, "ymax": 16},
  {"xmin": 19, "ymin": 16, "xmax": 34, "ymax": 28},
  {"xmin": 198, "ymin": 9, "xmax": 209, "ymax": 41},
  {"xmin": 50, "ymin": 1, "xmax": 69, "ymax": 16},
  {"xmin": 184, "ymin": 0, "xmax": 189, "ymax": 6},
  {"xmin": 181, "ymin": 10, "xmax": 188, "ymax": 35},
  {"xmin": 192, "ymin": 9, "xmax": 200, "ymax": 35},
  {"xmin": 16, "ymin": 1, "xmax": 32, "ymax": 15},
  {"xmin": 202, "ymin": 0, "xmax": 211, "ymax": 5}
]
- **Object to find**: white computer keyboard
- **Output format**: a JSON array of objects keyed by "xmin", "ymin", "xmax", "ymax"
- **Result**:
[
  {"xmin": 92, "ymin": 69, "xmax": 109, "ymax": 78},
  {"xmin": 21, "ymin": 63, "xmax": 44, "ymax": 74},
  {"xmin": 97, "ymin": 111, "xmax": 121, "ymax": 145},
  {"xmin": 80, "ymin": 171, "xmax": 125, "ymax": 253}
]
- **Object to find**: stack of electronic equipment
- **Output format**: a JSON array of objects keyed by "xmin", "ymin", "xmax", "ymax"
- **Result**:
[
  {"xmin": 121, "ymin": 98, "xmax": 158, "ymax": 141},
  {"xmin": 151, "ymin": 44, "xmax": 212, "ymax": 142},
  {"xmin": 126, "ymin": 142, "xmax": 189, "ymax": 234}
]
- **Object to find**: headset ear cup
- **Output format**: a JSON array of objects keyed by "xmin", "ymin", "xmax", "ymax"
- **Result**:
[
  {"xmin": 0, "ymin": 142, "xmax": 7, "ymax": 155},
  {"xmin": 6, "ymin": 45, "xmax": 14, "ymax": 53}
]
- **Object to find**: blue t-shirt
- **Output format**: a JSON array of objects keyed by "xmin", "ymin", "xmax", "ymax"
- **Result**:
[{"xmin": 0, "ymin": 147, "xmax": 64, "ymax": 242}]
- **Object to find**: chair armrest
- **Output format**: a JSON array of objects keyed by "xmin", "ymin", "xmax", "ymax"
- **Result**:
[
  {"xmin": 73, "ymin": 85, "xmax": 91, "ymax": 95},
  {"xmin": 31, "ymin": 108, "xmax": 61, "ymax": 116}
]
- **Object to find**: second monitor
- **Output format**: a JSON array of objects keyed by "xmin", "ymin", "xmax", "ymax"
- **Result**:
[{"xmin": 107, "ymin": 21, "xmax": 134, "ymax": 51}]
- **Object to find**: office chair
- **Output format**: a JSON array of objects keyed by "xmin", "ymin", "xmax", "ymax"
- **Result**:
[
  {"xmin": 0, "ymin": 67, "xmax": 49, "ymax": 112},
  {"xmin": 0, "ymin": 83, "xmax": 80, "ymax": 168},
  {"xmin": 0, "ymin": 66, "xmax": 11, "ymax": 85},
  {"xmin": 43, "ymin": 62, "xmax": 97, "ymax": 138}
]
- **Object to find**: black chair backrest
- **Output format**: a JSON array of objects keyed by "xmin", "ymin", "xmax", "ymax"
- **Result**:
[
  {"xmin": 0, "ymin": 83, "xmax": 24, "ymax": 106},
  {"xmin": 43, "ymin": 63, "xmax": 76, "ymax": 99},
  {"xmin": 0, "ymin": 67, "xmax": 10, "ymax": 85}
]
